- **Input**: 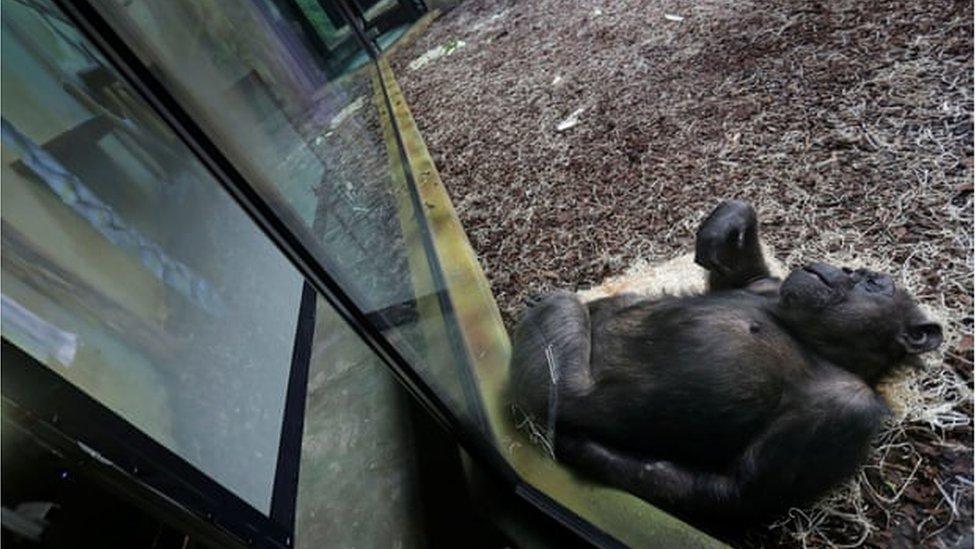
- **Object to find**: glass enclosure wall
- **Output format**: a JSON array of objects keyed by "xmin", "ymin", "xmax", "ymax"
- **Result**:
[
  {"xmin": 0, "ymin": 0, "xmax": 304, "ymax": 513},
  {"xmin": 1, "ymin": 2, "xmax": 442, "ymax": 542},
  {"xmin": 2, "ymin": 0, "xmax": 479, "ymax": 534},
  {"xmin": 296, "ymin": 295, "xmax": 424, "ymax": 548},
  {"xmin": 87, "ymin": 0, "xmax": 490, "ymax": 435}
]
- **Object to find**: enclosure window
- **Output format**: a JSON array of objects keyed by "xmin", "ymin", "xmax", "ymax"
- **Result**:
[
  {"xmin": 86, "ymin": 0, "xmax": 490, "ymax": 434},
  {"xmin": 1, "ymin": 0, "xmax": 304, "ymax": 514}
]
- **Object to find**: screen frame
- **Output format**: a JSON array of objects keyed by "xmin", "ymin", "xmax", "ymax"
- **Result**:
[{"xmin": 0, "ymin": 284, "xmax": 315, "ymax": 547}]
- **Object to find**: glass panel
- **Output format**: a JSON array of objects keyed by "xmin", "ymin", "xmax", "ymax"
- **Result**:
[
  {"xmin": 88, "ymin": 0, "xmax": 489, "ymax": 434},
  {"xmin": 0, "ymin": 0, "xmax": 305, "ymax": 514},
  {"xmin": 296, "ymin": 295, "xmax": 423, "ymax": 548}
]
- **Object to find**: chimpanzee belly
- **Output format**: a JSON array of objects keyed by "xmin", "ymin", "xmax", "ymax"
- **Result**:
[{"xmin": 564, "ymin": 294, "xmax": 806, "ymax": 470}]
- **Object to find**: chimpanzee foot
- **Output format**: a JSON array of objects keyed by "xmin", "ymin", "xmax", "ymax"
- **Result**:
[
  {"xmin": 695, "ymin": 200, "xmax": 770, "ymax": 290},
  {"xmin": 695, "ymin": 200, "xmax": 758, "ymax": 274}
]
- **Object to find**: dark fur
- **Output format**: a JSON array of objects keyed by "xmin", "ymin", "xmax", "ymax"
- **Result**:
[{"xmin": 509, "ymin": 200, "xmax": 942, "ymax": 531}]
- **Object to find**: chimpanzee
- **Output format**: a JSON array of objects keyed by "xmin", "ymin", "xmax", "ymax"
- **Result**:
[{"xmin": 509, "ymin": 200, "xmax": 942, "ymax": 528}]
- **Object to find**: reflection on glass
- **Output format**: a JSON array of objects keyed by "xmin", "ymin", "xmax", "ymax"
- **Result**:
[
  {"xmin": 0, "ymin": 0, "xmax": 304, "ymax": 514},
  {"xmin": 292, "ymin": 0, "xmax": 369, "ymax": 72},
  {"xmin": 88, "ymin": 0, "xmax": 487, "ymax": 432},
  {"xmin": 348, "ymin": 0, "xmax": 422, "ymax": 50},
  {"xmin": 296, "ymin": 295, "xmax": 423, "ymax": 548}
]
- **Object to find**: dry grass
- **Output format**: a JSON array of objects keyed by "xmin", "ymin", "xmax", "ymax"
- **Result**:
[{"xmin": 390, "ymin": 0, "xmax": 973, "ymax": 546}]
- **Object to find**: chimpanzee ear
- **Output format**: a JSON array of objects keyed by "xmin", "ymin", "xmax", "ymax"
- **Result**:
[{"xmin": 899, "ymin": 322, "xmax": 943, "ymax": 354}]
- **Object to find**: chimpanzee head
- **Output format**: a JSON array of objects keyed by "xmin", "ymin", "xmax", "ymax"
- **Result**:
[{"xmin": 775, "ymin": 263, "xmax": 942, "ymax": 383}]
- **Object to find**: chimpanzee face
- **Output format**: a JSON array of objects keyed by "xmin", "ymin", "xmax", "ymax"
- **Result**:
[{"xmin": 777, "ymin": 263, "xmax": 942, "ymax": 380}]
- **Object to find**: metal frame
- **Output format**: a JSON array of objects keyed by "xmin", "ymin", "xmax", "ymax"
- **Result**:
[
  {"xmin": 268, "ymin": 283, "xmax": 318, "ymax": 538},
  {"xmin": 8, "ymin": 0, "xmax": 630, "ymax": 547},
  {"xmin": 1, "ymin": 340, "xmax": 287, "ymax": 547}
]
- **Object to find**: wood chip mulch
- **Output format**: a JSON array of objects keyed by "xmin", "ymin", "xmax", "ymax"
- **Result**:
[{"xmin": 390, "ymin": 1, "xmax": 973, "ymax": 546}]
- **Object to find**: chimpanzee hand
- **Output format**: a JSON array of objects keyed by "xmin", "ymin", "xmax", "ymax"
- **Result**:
[{"xmin": 695, "ymin": 200, "xmax": 768, "ymax": 289}]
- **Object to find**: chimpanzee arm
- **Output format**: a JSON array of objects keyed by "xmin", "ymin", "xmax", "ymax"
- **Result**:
[
  {"xmin": 695, "ymin": 200, "xmax": 775, "ymax": 292},
  {"xmin": 738, "ymin": 375, "xmax": 888, "ymax": 511}
]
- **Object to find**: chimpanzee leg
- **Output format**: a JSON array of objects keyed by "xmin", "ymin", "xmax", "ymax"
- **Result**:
[
  {"xmin": 555, "ymin": 436, "xmax": 742, "ymax": 520},
  {"xmin": 556, "ymin": 374, "xmax": 887, "ymax": 522},
  {"xmin": 695, "ymin": 200, "xmax": 774, "ymax": 292},
  {"xmin": 510, "ymin": 291, "xmax": 595, "ymax": 420}
]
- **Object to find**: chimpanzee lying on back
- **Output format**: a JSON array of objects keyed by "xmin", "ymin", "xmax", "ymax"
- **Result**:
[{"xmin": 510, "ymin": 200, "xmax": 942, "ymax": 528}]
